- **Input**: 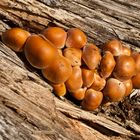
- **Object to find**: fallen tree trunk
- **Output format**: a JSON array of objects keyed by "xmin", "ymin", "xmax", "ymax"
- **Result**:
[{"xmin": 0, "ymin": 0, "xmax": 140, "ymax": 139}]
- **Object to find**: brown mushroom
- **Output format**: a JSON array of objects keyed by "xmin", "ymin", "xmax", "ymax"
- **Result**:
[
  {"xmin": 132, "ymin": 73, "xmax": 140, "ymax": 89},
  {"xmin": 103, "ymin": 39, "xmax": 122, "ymax": 56},
  {"xmin": 63, "ymin": 47, "xmax": 82, "ymax": 66},
  {"xmin": 113, "ymin": 55, "xmax": 136, "ymax": 81},
  {"xmin": 132, "ymin": 52, "xmax": 140, "ymax": 73},
  {"xmin": 70, "ymin": 87, "xmax": 87, "ymax": 100},
  {"xmin": 65, "ymin": 66, "xmax": 83, "ymax": 92},
  {"xmin": 24, "ymin": 35, "xmax": 58, "ymax": 69},
  {"xmin": 103, "ymin": 78, "xmax": 126, "ymax": 102},
  {"xmin": 82, "ymin": 44, "xmax": 101, "ymax": 69},
  {"xmin": 42, "ymin": 27, "xmax": 67, "ymax": 49},
  {"xmin": 82, "ymin": 67, "xmax": 95, "ymax": 88},
  {"xmin": 121, "ymin": 46, "xmax": 131, "ymax": 56},
  {"xmin": 51, "ymin": 83, "xmax": 66, "ymax": 97},
  {"xmin": 100, "ymin": 51, "xmax": 116, "ymax": 79},
  {"xmin": 42, "ymin": 55, "xmax": 72, "ymax": 84},
  {"xmin": 66, "ymin": 28, "xmax": 87, "ymax": 49},
  {"xmin": 1, "ymin": 28, "xmax": 30, "ymax": 52},
  {"xmin": 90, "ymin": 72, "xmax": 106, "ymax": 91},
  {"xmin": 81, "ymin": 89, "xmax": 103, "ymax": 110},
  {"xmin": 123, "ymin": 79, "xmax": 133, "ymax": 97}
]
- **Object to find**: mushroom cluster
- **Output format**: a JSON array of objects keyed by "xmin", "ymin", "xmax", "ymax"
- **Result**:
[{"xmin": 2, "ymin": 27, "xmax": 140, "ymax": 111}]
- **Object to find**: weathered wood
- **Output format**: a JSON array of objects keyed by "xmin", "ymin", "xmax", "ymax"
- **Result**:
[{"xmin": 0, "ymin": 0, "xmax": 140, "ymax": 139}]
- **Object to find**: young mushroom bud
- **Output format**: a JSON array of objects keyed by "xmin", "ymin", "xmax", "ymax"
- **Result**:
[
  {"xmin": 51, "ymin": 83, "xmax": 66, "ymax": 97},
  {"xmin": 24, "ymin": 35, "xmax": 58, "ymax": 69},
  {"xmin": 113, "ymin": 55, "xmax": 136, "ymax": 81},
  {"xmin": 121, "ymin": 46, "xmax": 131, "ymax": 56},
  {"xmin": 66, "ymin": 28, "xmax": 87, "ymax": 49},
  {"xmin": 100, "ymin": 51, "xmax": 116, "ymax": 79},
  {"xmin": 132, "ymin": 73, "xmax": 140, "ymax": 89},
  {"xmin": 42, "ymin": 27, "xmax": 67, "ymax": 49},
  {"xmin": 42, "ymin": 55, "xmax": 72, "ymax": 84},
  {"xmin": 90, "ymin": 72, "xmax": 106, "ymax": 91},
  {"xmin": 82, "ymin": 67, "xmax": 94, "ymax": 88},
  {"xmin": 63, "ymin": 47, "xmax": 82, "ymax": 66},
  {"xmin": 123, "ymin": 79, "xmax": 133, "ymax": 97},
  {"xmin": 103, "ymin": 78, "xmax": 126, "ymax": 102},
  {"xmin": 82, "ymin": 44, "xmax": 101, "ymax": 69},
  {"xmin": 103, "ymin": 39, "xmax": 122, "ymax": 56},
  {"xmin": 81, "ymin": 89, "xmax": 103, "ymax": 111},
  {"xmin": 1, "ymin": 28, "xmax": 30, "ymax": 52},
  {"xmin": 70, "ymin": 87, "xmax": 87, "ymax": 101},
  {"xmin": 132, "ymin": 52, "xmax": 140, "ymax": 73},
  {"xmin": 65, "ymin": 66, "xmax": 83, "ymax": 92}
]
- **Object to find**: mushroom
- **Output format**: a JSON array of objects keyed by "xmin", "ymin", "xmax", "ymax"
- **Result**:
[
  {"xmin": 82, "ymin": 44, "xmax": 101, "ymax": 69},
  {"xmin": 81, "ymin": 89, "xmax": 103, "ymax": 110},
  {"xmin": 132, "ymin": 52, "xmax": 140, "ymax": 73},
  {"xmin": 1, "ymin": 28, "xmax": 30, "ymax": 52},
  {"xmin": 51, "ymin": 83, "xmax": 66, "ymax": 97},
  {"xmin": 42, "ymin": 27, "xmax": 67, "ymax": 49},
  {"xmin": 123, "ymin": 79, "xmax": 133, "ymax": 97},
  {"xmin": 82, "ymin": 67, "xmax": 94, "ymax": 88},
  {"xmin": 63, "ymin": 47, "xmax": 82, "ymax": 66},
  {"xmin": 132, "ymin": 73, "xmax": 140, "ymax": 89},
  {"xmin": 100, "ymin": 51, "xmax": 116, "ymax": 79},
  {"xmin": 70, "ymin": 87, "xmax": 87, "ymax": 100},
  {"xmin": 103, "ymin": 78, "xmax": 126, "ymax": 102},
  {"xmin": 65, "ymin": 66, "xmax": 83, "ymax": 92},
  {"xmin": 90, "ymin": 72, "xmax": 106, "ymax": 91},
  {"xmin": 24, "ymin": 35, "xmax": 58, "ymax": 69},
  {"xmin": 113, "ymin": 55, "xmax": 136, "ymax": 81},
  {"xmin": 42, "ymin": 55, "xmax": 72, "ymax": 84},
  {"xmin": 121, "ymin": 46, "xmax": 131, "ymax": 56},
  {"xmin": 103, "ymin": 39, "xmax": 122, "ymax": 56},
  {"xmin": 66, "ymin": 28, "xmax": 87, "ymax": 49}
]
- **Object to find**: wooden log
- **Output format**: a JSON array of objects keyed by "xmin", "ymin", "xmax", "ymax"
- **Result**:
[{"xmin": 0, "ymin": 0, "xmax": 140, "ymax": 139}]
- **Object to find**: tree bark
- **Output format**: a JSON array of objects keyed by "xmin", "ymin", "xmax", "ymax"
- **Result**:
[{"xmin": 0, "ymin": 0, "xmax": 140, "ymax": 139}]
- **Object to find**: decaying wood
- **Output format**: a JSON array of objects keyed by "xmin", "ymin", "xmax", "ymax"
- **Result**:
[{"xmin": 0, "ymin": 0, "xmax": 140, "ymax": 139}]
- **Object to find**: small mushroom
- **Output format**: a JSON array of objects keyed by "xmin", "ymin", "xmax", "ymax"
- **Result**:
[
  {"xmin": 132, "ymin": 73, "xmax": 140, "ymax": 89},
  {"xmin": 132, "ymin": 52, "xmax": 140, "ymax": 73},
  {"xmin": 66, "ymin": 28, "xmax": 87, "ymax": 49},
  {"xmin": 113, "ymin": 55, "xmax": 136, "ymax": 81},
  {"xmin": 82, "ymin": 44, "xmax": 101, "ymax": 69},
  {"xmin": 123, "ymin": 79, "xmax": 133, "ymax": 97},
  {"xmin": 2, "ymin": 28, "xmax": 30, "ymax": 52},
  {"xmin": 103, "ymin": 78, "xmax": 126, "ymax": 102},
  {"xmin": 42, "ymin": 27, "xmax": 67, "ymax": 49},
  {"xmin": 63, "ymin": 47, "xmax": 82, "ymax": 66},
  {"xmin": 81, "ymin": 89, "xmax": 103, "ymax": 110}
]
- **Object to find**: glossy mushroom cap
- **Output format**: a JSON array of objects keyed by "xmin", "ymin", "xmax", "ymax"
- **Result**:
[
  {"xmin": 90, "ymin": 72, "xmax": 106, "ymax": 91},
  {"xmin": 51, "ymin": 83, "xmax": 66, "ymax": 97},
  {"xmin": 81, "ymin": 89, "xmax": 103, "ymax": 110},
  {"xmin": 65, "ymin": 66, "xmax": 83, "ymax": 92},
  {"xmin": 63, "ymin": 47, "xmax": 82, "ymax": 66},
  {"xmin": 100, "ymin": 51, "xmax": 116, "ymax": 79},
  {"xmin": 103, "ymin": 78, "xmax": 126, "ymax": 102},
  {"xmin": 82, "ymin": 44, "xmax": 101, "ymax": 69},
  {"xmin": 2, "ymin": 28, "xmax": 30, "ymax": 52},
  {"xmin": 70, "ymin": 87, "xmax": 87, "ymax": 100},
  {"xmin": 42, "ymin": 27, "xmax": 67, "ymax": 49},
  {"xmin": 123, "ymin": 79, "xmax": 133, "ymax": 97},
  {"xmin": 82, "ymin": 68, "xmax": 94, "ymax": 88},
  {"xmin": 132, "ymin": 73, "xmax": 140, "ymax": 89},
  {"xmin": 103, "ymin": 39, "xmax": 122, "ymax": 56},
  {"xmin": 113, "ymin": 55, "xmax": 136, "ymax": 81},
  {"xmin": 121, "ymin": 46, "xmax": 131, "ymax": 56},
  {"xmin": 24, "ymin": 35, "xmax": 58, "ymax": 69},
  {"xmin": 66, "ymin": 28, "xmax": 87, "ymax": 49},
  {"xmin": 42, "ymin": 55, "xmax": 72, "ymax": 84},
  {"xmin": 132, "ymin": 52, "xmax": 140, "ymax": 73}
]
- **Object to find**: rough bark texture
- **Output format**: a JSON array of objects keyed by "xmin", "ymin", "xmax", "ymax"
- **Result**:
[{"xmin": 0, "ymin": 0, "xmax": 140, "ymax": 140}]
